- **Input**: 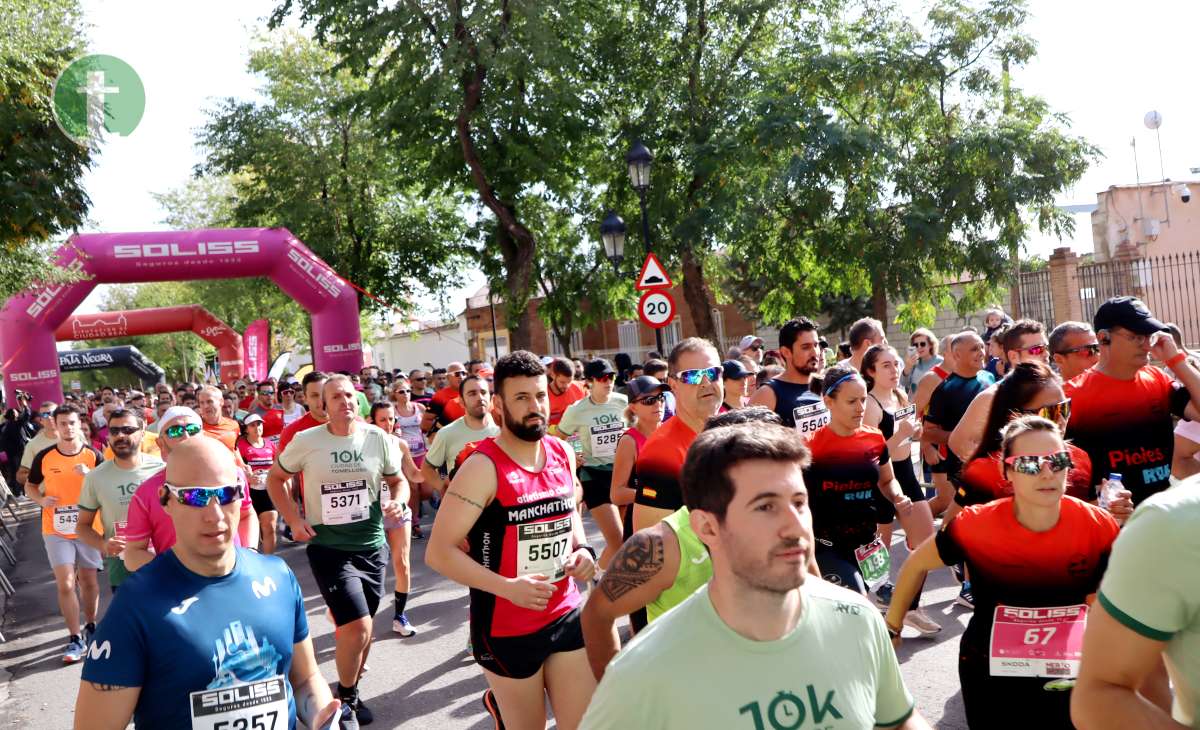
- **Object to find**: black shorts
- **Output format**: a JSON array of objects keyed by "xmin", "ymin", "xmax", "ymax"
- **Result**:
[
  {"xmin": 472, "ymin": 606, "xmax": 585, "ymax": 679},
  {"xmin": 959, "ymin": 652, "xmax": 1073, "ymax": 729},
  {"xmin": 306, "ymin": 543, "xmax": 388, "ymax": 626},
  {"xmin": 814, "ymin": 543, "xmax": 868, "ymax": 596},
  {"xmin": 874, "ymin": 468, "xmax": 928, "ymax": 524},
  {"xmin": 580, "ymin": 466, "xmax": 614, "ymax": 509},
  {"xmin": 249, "ymin": 487, "xmax": 277, "ymax": 515}
]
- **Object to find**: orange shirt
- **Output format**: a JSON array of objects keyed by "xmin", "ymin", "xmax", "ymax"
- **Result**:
[
  {"xmin": 548, "ymin": 381, "xmax": 586, "ymax": 426},
  {"xmin": 633, "ymin": 416, "xmax": 697, "ymax": 511},
  {"xmin": 203, "ymin": 417, "xmax": 241, "ymax": 451},
  {"xmin": 28, "ymin": 443, "xmax": 104, "ymax": 537}
]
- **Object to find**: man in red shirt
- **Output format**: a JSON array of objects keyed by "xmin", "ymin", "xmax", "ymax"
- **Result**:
[
  {"xmin": 247, "ymin": 380, "xmax": 285, "ymax": 439},
  {"xmin": 277, "ymin": 371, "xmax": 330, "ymax": 519},
  {"xmin": 547, "ymin": 357, "xmax": 586, "ymax": 428},
  {"xmin": 425, "ymin": 361, "xmax": 468, "ymax": 431}
]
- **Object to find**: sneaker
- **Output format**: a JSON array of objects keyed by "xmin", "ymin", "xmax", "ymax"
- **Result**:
[
  {"xmin": 83, "ymin": 622, "xmax": 96, "ymax": 647},
  {"xmin": 951, "ymin": 563, "xmax": 965, "ymax": 584},
  {"xmin": 62, "ymin": 636, "xmax": 85, "ymax": 664},
  {"xmin": 350, "ymin": 696, "xmax": 374, "ymax": 726},
  {"xmin": 393, "ymin": 614, "xmax": 416, "ymax": 637},
  {"xmin": 872, "ymin": 582, "xmax": 894, "ymax": 609},
  {"xmin": 482, "ymin": 688, "xmax": 506, "ymax": 729},
  {"xmin": 411, "ymin": 525, "xmax": 425, "ymax": 540},
  {"xmin": 956, "ymin": 582, "xmax": 975, "ymax": 609},
  {"xmin": 903, "ymin": 609, "xmax": 942, "ymax": 637},
  {"xmin": 337, "ymin": 702, "xmax": 360, "ymax": 730}
]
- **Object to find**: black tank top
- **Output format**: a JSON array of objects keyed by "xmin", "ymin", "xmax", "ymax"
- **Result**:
[
  {"xmin": 868, "ymin": 393, "xmax": 922, "ymax": 493},
  {"xmin": 766, "ymin": 378, "xmax": 821, "ymax": 428}
]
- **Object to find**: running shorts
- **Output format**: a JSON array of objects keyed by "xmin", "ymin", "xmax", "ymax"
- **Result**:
[
  {"xmin": 306, "ymin": 543, "xmax": 387, "ymax": 626},
  {"xmin": 580, "ymin": 466, "xmax": 614, "ymax": 510},
  {"xmin": 471, "ymin": 605, "xmax": 585, "ymax": 679},
  {"xmin": 44, "ymin": 534, "xmax": 102, "ymax": 570}
]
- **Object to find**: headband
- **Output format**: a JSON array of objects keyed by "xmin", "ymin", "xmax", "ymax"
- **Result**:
[{"xmin": 823, "ymin": 373, "xmax": 859, "ymax": 396}]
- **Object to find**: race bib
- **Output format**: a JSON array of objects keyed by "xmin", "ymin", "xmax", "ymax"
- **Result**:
[
  {"xmin": 189, "ymin": 675, "xmax": 289, "ymax": 730},
  {"xmin": 894, "ymin": 404, "xmax": 917, "ymax": 421},
  {"xmin": 516, "ymin": 516, "xmax": 572, "ymax": 581},
  {"xmin": 854, "ymin": 537, "xmax": 890, "ymax": 589},
  {"xmin": 793, "ymin": 402, "xmax": 830, "ymax": 436},
  {"xmin": 320, "ymin": 480, "xmax": 370, "ymax": 525},
  {"xmin": 250, "ymin": 470, "xmax": 269, "ymax": 491},
  {"xmin": 989, "ymin": 604, "xmax": 1088, "ymax": 678},
  {"xmin": 588, "ymin": 423, "xmax": 624, "ymax": 459},
  {"xmin": 53, "ymin": 505, "xmax": 79, "ymax": 536},
  {"xmin": 115, "ymin": 520, "xmax": 128, "ymax": 559},
  {"xmin": 404, "ymin": 433, "xmax": 426, "ymax": 457}
]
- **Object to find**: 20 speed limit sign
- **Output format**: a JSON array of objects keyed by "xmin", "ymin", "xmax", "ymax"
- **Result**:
[{"xmin": 638, "ymin": 290, "xmax": 676, "ymax": 329}]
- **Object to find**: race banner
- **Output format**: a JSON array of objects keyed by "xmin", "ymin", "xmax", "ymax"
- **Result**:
[{"xmin": 244, "ymin": 319, "xmax": 270, "ymax": 382}]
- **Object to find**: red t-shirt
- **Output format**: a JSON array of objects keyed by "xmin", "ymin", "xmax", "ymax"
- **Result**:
[
  {"xmin": 956, "ymin": 445, "xmax": 1093, "ymax": 507},
  {"xmin": 803, "ymin": 425, "xmax": 888, "ymax": 549},
  {"xmin": 430, "ymin": 386, "xmax": 466, "ymax": 426},
  {"xmin": 633, "ymin": 415, "xmax": 696, "ymax": 511},
  {"xmin": 548, "ymin": 381, "xmax": 586, "ymax": 426}
]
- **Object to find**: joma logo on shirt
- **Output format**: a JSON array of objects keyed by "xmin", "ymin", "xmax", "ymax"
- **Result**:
[
  {"xmin": 1108, "ymin": 446, "xmax": 1164, "ymax": 468},
  {"xmin": 331, "ymin": 450, "xmax": 364, "ymax": 464},
  {"xmin": 738, "ymin": 686, "xmax": 842, "ymax": 729}
]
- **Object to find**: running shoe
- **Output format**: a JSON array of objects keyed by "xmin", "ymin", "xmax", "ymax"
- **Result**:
[
  {"xmin": 872, "ymin": 582, "xmax": 894, "ymax": 609},
  {"xmin": 903, "ymin": 609, "xmax": 942, "ymax": 637},
  {"xmin": 956, "ymin": 582, "xmax": 975, "ymax": 609},
  {"xmin": 482, "ymin": 688, "xmax": 506, "ymax": 729},
  {"xmin": 62, "ymin": 636, "xmax": 86, "ymax": 664},
  {"xmin": 951, "ymin": 563, "xmax": 965, "ymax": 584},
  {"xmin": 83, "ymin": 622, "xmax": 96, "ymax": 648},
  {"xmin": 337, "ymin": 702, "xmax": 360, "ymax": 730},
  {"xmin": 350, "ymin": 696, "xmax": 374, "ymax": 725},
  {"xmin": 411, "ymin": 525, "xmax": 425, "ymax": 540},
  {"xmin": 393, "ymin": 614, "xmax": 416, "ymax": 637}
]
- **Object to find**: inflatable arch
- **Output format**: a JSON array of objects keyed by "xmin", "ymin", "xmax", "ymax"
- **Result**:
[
  {"xmin": 59, "ymin": 346, "xmax": 166, "ymax": 388},
  {"xmin": 55, "ymin": 305, "xmax": 245, "ymax": 384},
  {"xmin": 1, "ymin": 228, "xmax": 362, "ymax": 404}
]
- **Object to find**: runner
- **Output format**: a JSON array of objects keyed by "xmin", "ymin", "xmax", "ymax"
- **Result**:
[
  {"xmin": 719, "ymin": 359, "xmax": 753, "ymax": 411},
  {"xmin": 427, "ymin": 361, "xmax": 469, "ymax": 430},
  {"xmin": 426, "ymin": 351, "xmax": 597, "ymax": 730},
  {"xmin": 76, "ymin": 408, "xmax": 163, "ymax": 595},
  {"xmin": 279, "ymin": 381, "xmax": 306, "ymax": 427},
  {"xmin": 432, "ymin": 367, "xmax": 449, "ymax": 391},
  {"xmin": 237, "ymin": 413, "xmax": 280, "ymax": 553},
  {"xmin": 267, "ymin": 374, "xmax": 410, "ymax": 728},
  {"xmin": 738, "ymin": 334, "xmax": 765, "ymax": 365},
  {"xmin": 419, "ymin": 375, "xmax": 500, "ymax": 495},
  {"xmin": 921, "ymin": 332, "xmax": 994, "ymax": 488},
  {"xmin": 887, "ymin": 416, "xmax": 1119, "ymax": 729},
  {"xmin": 24, "ymin": 404, "xmax": 104, "ymax": 663},
  {"xmin": 276, "ymin": 371, "xmax": 331, "ymax": 540},
  {"xmin": 555, "ymin": 358, "xmax": 628, "ymax": 570},
  {"xmin": 847, "ymin": 317, "xmax": 887, "ymax": 371},
  {"xmin": 641, "ymin": 360, "xmax": 677, "ymax": 419},
  {"xmin": 914, "ymin": 334, "xmax": 956, "ymax": 514},
  {"xmin": 198, "ymin": 385, "xmax": 242, "ymax": 451},
  {"xmin": 389, "ymin": 377, "xmax": 432, "ymax": 537},
  {"xmin": 1065, "ymin": 296, "xmax": 1200, "ymax": 505},
  {"xmin": 748, "ymin": 317, "xmax": 823, "ymax": 428},
  {"xmin": 547, "ymin": 357, "xmax": 587, "ymax": 428},
  {"xmin": 74, "ymin": 436, "xmax": 341, "ymax": 730},
  {"xmin": 408, "ymin": 368, "xmax": 434, "ymax": 408},
  {"xmin": 15, "ymin": 400, "xmax": 58, "ymax": 488},
  {"xmin": 580, "ymin": 421, "xmax": 929, "ymax": 730},
  {"xmin": 610, "ymin": 375, "xmax": 667, "ymax": 544},
  {"xmin": 634, "ymin": 338, "xmax": 724, "ymax": 532}
]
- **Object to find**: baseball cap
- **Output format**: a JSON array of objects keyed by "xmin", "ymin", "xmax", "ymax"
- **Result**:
[
  {"xmin": 722, "ymin": 359, "xmax": 753, "ymax": 380},
  {"xmin": 243, "ymin": 413, "xmax": 264, "ymax": 426},
  {"xmin": 739, "ymin": 335, "xmax": 764, "ymax": 350},
  {"xmin": 583, "ymin": 358, "xmax": 617, "ymax": 379},
  {"xmin": 626, "ymin": 375, "xmax": 669, "ymax": 400},
  {"xmin": 1094, "ymin": 296, "xmax": 1168, "ymax": 336}
]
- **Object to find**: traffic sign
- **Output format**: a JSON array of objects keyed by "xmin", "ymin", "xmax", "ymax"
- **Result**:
[
  {"xmin": 636, "ymin": 253, "xmax": 673, "ymax": 291},
  {"xmin": 638, "ymin": 290, "xmax": 676, "ymax": 329}
]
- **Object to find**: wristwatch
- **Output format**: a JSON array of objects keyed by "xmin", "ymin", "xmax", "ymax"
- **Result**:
[{"xmin": 573, "ymin": 543, "xmax": 598, "ymax": 562}]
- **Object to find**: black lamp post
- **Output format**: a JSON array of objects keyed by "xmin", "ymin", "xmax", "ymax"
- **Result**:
[
  {"xmin": 600, "ymin": 210, "xmax": 627, "ymax": 275},
  {"xmin": 624, "ymin": 139, "xmax": 663, "ymax": 354}
]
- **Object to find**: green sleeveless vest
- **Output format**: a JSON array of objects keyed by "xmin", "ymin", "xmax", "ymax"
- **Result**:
[{"xmin": 647, "ymin": 507, "xmax": 713, "ymax": 622}]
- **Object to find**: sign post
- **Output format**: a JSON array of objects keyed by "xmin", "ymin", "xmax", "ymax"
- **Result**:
[{"xmin": 635, "ymin": 253, "xmax": 674, "ymax": 354}]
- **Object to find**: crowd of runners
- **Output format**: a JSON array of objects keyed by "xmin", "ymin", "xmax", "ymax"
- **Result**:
[{"xmin": 0, "ymin": 294, "xmax": 1197, "ymax": 729}]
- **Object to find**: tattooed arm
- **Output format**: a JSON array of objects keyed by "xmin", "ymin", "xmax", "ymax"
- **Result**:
[
  {"xmin": 73, "ymin": 682, "xmax": 140, "ymax": 729},
  {"xmin": 581, "ymin": 523, "xmax": 681, "ymax": 680}
]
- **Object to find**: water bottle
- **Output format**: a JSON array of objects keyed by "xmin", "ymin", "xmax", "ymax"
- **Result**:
[{"xmin": 1099, "ymin": 473, "xmax": 1122, "ymax": 509}]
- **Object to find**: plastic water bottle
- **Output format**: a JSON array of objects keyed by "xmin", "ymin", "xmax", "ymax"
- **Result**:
[{"xmin": 1099, "ymin": 473, "xmax": 1122, "ymax": 509}]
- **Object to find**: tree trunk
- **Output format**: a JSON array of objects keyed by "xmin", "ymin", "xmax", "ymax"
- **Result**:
[
  {"xmin": 495, "ymin": 225, "xmax": 537, "ymax": 352},
  {"xmin": 680, "ymin": 245, "xmax": 718, "ymax": 345},
  {"xmin": 870, "ymin": 273, "xmax": 889, "ymax": 322}
]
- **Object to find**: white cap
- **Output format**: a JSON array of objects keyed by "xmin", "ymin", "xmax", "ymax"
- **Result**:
[
  {"xmin": 158, "ymin": 406, "xmax": 201, "ymax": 431},
  {"xmin": 243, "ymin": 413, "xmax": 264, "ymax": 426},
  {"xmin": 739, "ymin": 335, "xmax": 764, "ymax": 350}
]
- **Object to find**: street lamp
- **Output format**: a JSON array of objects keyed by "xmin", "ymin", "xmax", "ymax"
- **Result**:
[
  {"xmin": 625, "ymin": 139, "xmax": 663, "ymax": 354},
  {"xmin": 600, "ymin": 210, "xmax": 627, "ymax": 274}
]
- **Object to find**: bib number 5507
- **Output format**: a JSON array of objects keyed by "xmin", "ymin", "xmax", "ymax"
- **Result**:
[{"xmin": 528, "ymin": 540, "xmax": 567, "ymax": 562}]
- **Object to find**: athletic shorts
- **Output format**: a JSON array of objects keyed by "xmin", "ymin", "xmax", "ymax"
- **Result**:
[
  {"xmin": 580, "ymin": 466, "xmax": 614, "ymax": 510},
  {"xmin": 958, "ymin": 653, "xmax": 1072, "ymax": 729},
  {"xmin": 249, "ymin": 487, "xmax": 277, "ymax": 515},
  {"xmin": 814, "ymin": 543, "xmax": 867, "ymax": 596},
  {"xmin": 472, "ymin": 606, "xmax": 585, "ymax": 679},
  {"xmin": 874, "ymin": 473, "xmax": 928, "ymax": 525},
  {"xmin": 43, "ymin": 534, "xmax": 102, "ymax": 570},
  {"xmin": 306, "ymin": 543, "xmax": 387, "ymax": 626}
]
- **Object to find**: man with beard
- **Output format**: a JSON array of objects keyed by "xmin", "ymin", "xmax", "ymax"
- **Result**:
[
  {"xmin": 419, "ymin": 375, "xmax": 501, "ymax": 495},
  {"xmin": 246, "ymin": 380, "xmax": 285, "ymax": 439},
  {"xmin": 76, "ymin": 409, "xmax": 163, "ymax": 595},
  {"xmin": 749, "ymin": 317, "xmax": 824, "ymax": 429},
  {"xmin": 425, "ymin": 361, "xmax": 469, "ymax": 431},
  {"xmin": 427, "ymin": 351, "xmax": 598, "ymax": 730},
  {"xmin": 547, "ymin": 357, "xmax": 587, "ymax": 428},
  {"xmin": 580, "ymin": 423, "xmax": 929, "ymax": 730}
]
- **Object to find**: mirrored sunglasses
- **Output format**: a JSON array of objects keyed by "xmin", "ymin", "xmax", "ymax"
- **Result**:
[
  {"xmin": 673, "ymin": 366, "xmax": 722, "ymax": 385},
  {"xmin": 165, "ymin": 483, "xmax": 241, "ymax": 507},
  {"xmin": 1058, "ymin": 344, "xmax": 1100, "ymax": 357},
  {"xmin": 164, "ymin": 422, "xmax": 203, "ymax": 439},
  {"xmin": 1016, "ymin": 344, "xmax": 1049, "ymax": 356},
  {"xmin": 1003, "ymin": 451, "xmax": 1073, "ymax": 476},
  {"xmin": 1019, "ymin": 398, "xmax": 1071, "ymax": 422}
]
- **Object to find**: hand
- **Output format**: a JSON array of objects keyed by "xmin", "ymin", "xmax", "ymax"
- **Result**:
[
  {"xmin": 894, "ymin": 417, "xmax": 917, "ymax": 442},
  {"xmin": 893, "ymin": 495, "xmax": 913, "ymax": 516},
  {"xmin": 564, "ymin": 547, "xmax": 597, "ymax": 583},
  {"xmin": 74, "ymin": 464, "xmax": 90, "ymax": 476},
  {"xmin": 505, "ymin": 573, "xmax": 556, "ymax": 610},
  {"xmin": 382, "ymin": 500, "xmax": 407, "ymax": 521},
  {"xmin": 1106, "ymin": 489, "xmax": 1135, "ymax": 525},
  {"xmin": 41, "ymin": 494, "xmax": 60, "ymax": 509},
  {"xmin": 104, "ymin": 535, "xmax": 126, "ymax": 557},
  {"xmin": 312, "ymin": 698, "xmax": 342, "ymax": 730},
  {"xmin": 921, "ymin": 442, "xmax": 941, "ymax": 465},
  {"xmin": 1149, "ymin": 331, "xmax": 1180, "ymax": 363},
  {"xmin": 904, "ymin": 352, "xmax": 919, "ymax": 370},
  {"xmin": 891, "ymin": 633, "xmax": 903, "ymax": 651},
  {"xmin": 287, "ymin": 517, "xmax": 316, "ymax": 542}
]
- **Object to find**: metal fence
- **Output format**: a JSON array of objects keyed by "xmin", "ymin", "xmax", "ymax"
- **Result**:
[{"xmin": 1017, "ymin": 267, "xmax": 1055, "ymax": 330}]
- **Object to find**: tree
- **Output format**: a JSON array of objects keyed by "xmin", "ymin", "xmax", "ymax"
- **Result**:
[{"xmin": 0, "ymin": 0, "xmax": 93, "ymax": 300}]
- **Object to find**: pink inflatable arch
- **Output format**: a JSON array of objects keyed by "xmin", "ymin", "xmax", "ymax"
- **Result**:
[{"xmin": 1, "ymin": 228, "xmax": 363, "ymax": 404}]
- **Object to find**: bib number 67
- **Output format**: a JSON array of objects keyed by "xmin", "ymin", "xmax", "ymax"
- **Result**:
[{"xmin": 1023, "ymin": 627, "xmax": 1057, "ymax": 646}]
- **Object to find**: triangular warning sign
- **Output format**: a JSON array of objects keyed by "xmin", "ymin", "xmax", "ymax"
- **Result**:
[{"xmin": 636, "ymin": 253, "xmax": 673, "ymax": 291}]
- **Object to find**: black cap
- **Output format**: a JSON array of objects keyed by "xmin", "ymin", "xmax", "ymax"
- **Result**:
[
  {"xmin": 722, "ymin": 359, "xmax": 752, "ymax": 380},
  {"xmin": 583, "ymin": 358, "xmax": 617, "ymax": 379},
  {"xmin": 626, "ymin": 375, "xmax": 668, "ymax": 400},
  {"xmin": 1094, "ymin": 296, "xmax": 1168, "ymax": 336}
]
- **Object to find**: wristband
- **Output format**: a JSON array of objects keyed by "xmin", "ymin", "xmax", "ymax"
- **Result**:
[
  {"xmin": 885, "ymin": 621, "xmax": 902, "ymax": 638},
  {"xmin": 573, "ymin": 544, "xmax": 598, "ymax": 562},
  {"xmin": 1167, "ymin": 352, "xmax": 1187, "ymax": 369}
]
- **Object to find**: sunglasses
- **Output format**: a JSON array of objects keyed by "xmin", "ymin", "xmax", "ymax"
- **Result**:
[
  {"xmin": 394, "ymin": 389, "xmax": 411, "ymax": 394},
  {"xmin": 748, "ymin": 345, "xmax": 763, "ymax": 352},
  {"xmin": 258, "ymin": 390, "xmax": 275, "ymax": 396},
  {"xmin": 635, "ymin": 394, "xmax": 666, "ymax": 406},
  {"xmin": 412, "ymin": 377, "xmax": 427, "ymax": 382},
  {"xmin": 911, "ymin": 341, "xmax": 929, "ymax": 348},
  {"xmin": 449, "ymin": 370, "xmax": 468, "ymax": 377},
  {"xmin": 165, "ymin": 483, "xmax": 241, "ymax": 507},
  {"xmin": 673, "ymin": 366, "xmax": 722, "ymax": 385},
  {"xmin": 164, "ymin": 422, "xmax": 203, "ymax": 439},
  {"xmin": 592, "ymin": 374, "xmax": 613, "ymax": 383},
  {"xmin": 108, "ymin": 425, "xmax": 141, "ymax": 436},
  {"xmin": 1015, "ymin": 344, "xmax": 1049, "ymax": 356},
  {"xmin": 38, "ymin": 411, "xmax": 53, "ymax": 419},
  {"xmin": 1058, "ymin": 344, "xmax": 1101, "ymax": 357},
  {"xmin": 1003, "ymin": 450, "xmax": 1073, "ymax": 476},
  {"xmin": 1018, "ymin": 398, "xmax": 1071, "ymax": 422}
]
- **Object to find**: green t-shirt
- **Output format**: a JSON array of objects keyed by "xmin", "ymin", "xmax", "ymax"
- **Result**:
[
  {"xmin": 556, "ymin": 394, "xmax": 629, "ymax": 468},
  {"xmin": 277, "ymin": 423, "xmax": 400, "ymax": 551},
  {"xmin": 356, "ymin": 390, "xmax": 371, "ymax": 418},
  {"xmin": 425, "ymin": 417, "xmax": 500, "ymax": 473},
  {"xmin": 1098, "ymin": 481, "xmax": 1200, "ymax": 728},
  {"xmin": 78, "ymin": 455, "xmax": 165, "ymax": 587},
  {"xmin": 647, "ymin": 507, "xmax": 711, "ymax": 623},
  {"xmin": 581, "ymin": 581, "xmax": 915, "ymax": 730}
]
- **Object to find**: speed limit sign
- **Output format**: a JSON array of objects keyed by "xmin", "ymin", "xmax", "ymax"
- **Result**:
[{"xmin": 638, "ymin": 290, "xmax": 676, "ymax": 329}]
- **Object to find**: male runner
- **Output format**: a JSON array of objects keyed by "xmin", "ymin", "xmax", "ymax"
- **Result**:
[
  {"xmin": 419, "ymin": 375, "xmax": 500, "ymax": 495},
  {"xmin": 921, "ymin": 332, "xmax": 994, "ymax": 480},
  {"xmin": 76, "ymin": 408, "xmax": 163, "ymax": 594},
  {"xmin": 268, "ymin": 374, "xmax": 409, "ymax": 728},
  {"xmin": 580, "ymin": 422, "xmax": 929, "ymax": 729},
  {"xmin": 748, "ymin": 317, "xmax": 823, "ymax": 428},
  {"xmin": 408, "ymin": 368, "xmax": 434, "ymax": 408},
  {"xmin": 426, "ymin": 351, "xmax": 598, "ymax": 730},
  {"xmin": 1049, "ymin": 321, "xmax": 1101, "ymax": 381},
  {"xmin": 547, "ymin": 357, "xmax": 587, "ymax": 428},
  {"xmin": 426, "ymin": 361, "xmax": 469, "ymax": 430},
  {"xmin": 75, "ymin": 437, "xmax": 340, "ymax": 730},
  {"xmin": 847, "ymin": 317, "xmax": 887, "ymax": 371},
  {"xmin": 275, "ymin": 371, "xmax": 330, "ymax": 536},
  {"xmin": 15, "ymin": 400, "xmax": 58, "ymax": 487},
  {"xmin": 25, "ymin": 404, "xmax": 104, "ymax": 662},
  {"xmin": 247, "ymin": 380, "xmax": 285, "ymax": 439}
]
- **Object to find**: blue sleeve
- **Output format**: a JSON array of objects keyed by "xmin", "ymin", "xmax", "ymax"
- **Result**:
[
  {"xmin": 80, "ymin": 586, "xmax": 147, "ymax": 688},
  {"xmin": 289, "ymin": 566, "xmax": 308, "ymax": 644}
]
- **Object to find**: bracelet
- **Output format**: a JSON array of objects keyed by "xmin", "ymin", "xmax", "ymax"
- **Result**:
[
  {"xmin": 1167, "ymin": 352, "xmax": 1187, "ymax": 369},
  {"xmin": 885, "ymin": 621, "xmax": 902, "ymax": 638},
  {"xmin": 573, "ymin": 543, "xmax": 598, "ymax": 562}
]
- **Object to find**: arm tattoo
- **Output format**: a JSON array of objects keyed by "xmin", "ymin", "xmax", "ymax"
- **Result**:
[
  {"xmin": 599, "ymin": 531, "xmax": 665, "ymax": 601},
  {"xmin": 447, "ymin": 490, "xmax": 484, "ymax": 510}
]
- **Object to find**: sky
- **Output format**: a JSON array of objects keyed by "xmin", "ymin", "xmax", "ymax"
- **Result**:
[{"xmin": 70, "ymin": 0, "xmax": 1200, "ymax": 316}]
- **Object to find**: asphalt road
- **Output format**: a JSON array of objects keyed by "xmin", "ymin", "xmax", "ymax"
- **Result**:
[{"xmin": 0, "ymin": 500, "xmax": 970, "ymax": 728}]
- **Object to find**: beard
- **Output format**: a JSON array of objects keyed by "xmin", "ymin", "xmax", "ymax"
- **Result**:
[
  {"xmin": 502, "ymin": 401, "xmax": 547, "ymax": 442},
  {"xmin": 724, "ymin": 529, "xmax": 807, "ymax": 595},
  {"xmin": 111, "ymin": 442, "xmax": 137, "ymax": 459}
]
